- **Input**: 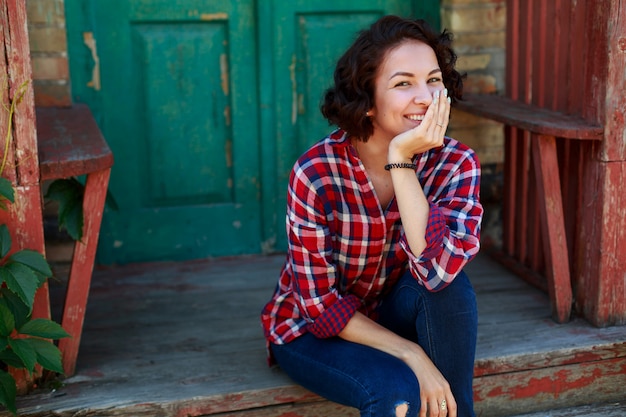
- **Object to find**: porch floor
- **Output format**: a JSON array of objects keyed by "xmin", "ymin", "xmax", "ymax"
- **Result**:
[{"xmin": 5, "ymin": 252, "xmax": 626, "ymax": 417}]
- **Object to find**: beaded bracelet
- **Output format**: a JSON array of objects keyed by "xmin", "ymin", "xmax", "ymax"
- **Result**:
[{"xmin": 384, "ymin": 162, "xmax": 417, "ymax": 171}]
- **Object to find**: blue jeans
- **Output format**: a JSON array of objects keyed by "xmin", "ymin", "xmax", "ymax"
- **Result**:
[{"xmin": 270, "ymin": 270, "xmax": 478, "ymax": 417}]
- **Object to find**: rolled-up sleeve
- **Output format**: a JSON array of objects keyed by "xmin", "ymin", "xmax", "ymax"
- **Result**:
[{"xmin": 401, "ymin": 147, "xmax": 483, "ymax": 291}]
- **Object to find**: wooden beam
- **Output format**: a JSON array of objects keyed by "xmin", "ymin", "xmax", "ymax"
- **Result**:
[
  {"xmin": 531, "ymin": 134, "xmax": 572, "ymax": 323},
  {"xmin": 454, "ymin": 94, "xmax": 604, "ymax": 140}
]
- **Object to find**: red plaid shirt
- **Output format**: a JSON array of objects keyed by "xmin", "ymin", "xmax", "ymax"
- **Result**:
[{"xmin": 261, "ymin": 129, "xmax": 482, "ymax": 347}]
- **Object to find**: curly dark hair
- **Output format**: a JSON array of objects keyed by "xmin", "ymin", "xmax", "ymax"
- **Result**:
[{"xmin": 321, "ymin": 15, "xmax": 464, "ymax": 141}]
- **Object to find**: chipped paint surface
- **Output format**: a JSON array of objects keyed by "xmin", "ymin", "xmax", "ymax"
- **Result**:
[
  {"xmin": 220, "ymin": 53, "xmax": 229, "ymax": 96},
  {"xmin": 83, "ymin": 32, "xmax": 100, "ymax": 90},
  {"xmin": 290, "ymin": 54, "xmax": 297, "ymax": 125},
  {"xmin": 200, "ymin": 12, "xmax": 228, "ymax": 21}
]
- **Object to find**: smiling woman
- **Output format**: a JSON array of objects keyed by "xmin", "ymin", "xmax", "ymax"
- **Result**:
[{"xmin": 261, "ymin": 15, "xmax": 482, "ymax": 417}]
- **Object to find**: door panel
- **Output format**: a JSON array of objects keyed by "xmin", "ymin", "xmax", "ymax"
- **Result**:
[
  {"xmin": 268, "ymin": 0, "xmax": 413, "ymax": 251},
  {"xmin": 68, "ymin": 0, "xmax": 261, "ymax": 263}
]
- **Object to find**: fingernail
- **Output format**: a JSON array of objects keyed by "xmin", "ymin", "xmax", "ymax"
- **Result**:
[
  {"xmin": 434, "ymin": 90, "xmax": 439, "ymax": 103},
  {"xmin": 443, "ymin": 88, "xmax": 448, "ymax": 97},
  {"xmin": 447, "ymin": 97, "xmax": 451, "ymax": 104}
]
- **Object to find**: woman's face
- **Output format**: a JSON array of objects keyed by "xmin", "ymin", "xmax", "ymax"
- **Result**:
[{"xmin": 369, "ymin": 40, "xmax": 444, "ymax": 142}]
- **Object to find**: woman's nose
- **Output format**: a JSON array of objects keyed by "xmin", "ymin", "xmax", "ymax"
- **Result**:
[{"xmin": 413, "ymin": 86, "xmax": 434, "ymax": 105}]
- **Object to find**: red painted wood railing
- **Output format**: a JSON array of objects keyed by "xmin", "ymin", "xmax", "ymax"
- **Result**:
[{"xmin": 456, "ymin": 0, "xmax": 626, "ymax": 326}]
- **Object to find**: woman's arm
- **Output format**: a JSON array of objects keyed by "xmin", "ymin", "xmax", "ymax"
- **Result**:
[
  {"xmin": 389, "ymin": 90, "xmax": 482, "ymax": 290},
  {"xmin": 387, "ymin": 89, "xmax": 451, "ymax": 259},
  {"xmin": 340, "ymin": 311, "xmax": 457, "ymax": 417}
]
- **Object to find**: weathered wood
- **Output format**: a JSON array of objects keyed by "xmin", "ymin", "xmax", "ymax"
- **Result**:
[
  {"xmin": 1, "ymin": 0, "xmax": 47, "ymax": 393},
  {"xmin": 5, "ymin": 253, "xmax": 625, "ymax": 417},
  {"xmin": 576, "ymin": 0, "xmax": 626, "ymax": 327},
  {"xmin": 36, "ymin": 104, "xmax": 114, "ymax": 180},
  {"xmin": 34, "ymin": 102, "xmax": 114, "ymax": 377},
  {"xmin": 57, "ymin": 167, "xmax": 111, "ymax": 376},
  {"xmin": 530, "ymin": 134, "xmax": 572, "ymax": 323},
  {"xmin": 579, "ymin": 160, "xmax": 626, "ymax": 326},
  {"xmin": 454, "ymin": 94, "xmax": 603, "ymax": 140},
  {"xmin": 474, "ymin": 357, "xmax": 626, "ymax": 417},
  {"xmin": 459, "ymin": 0, "xmax": 626, "ymax": 326},
  {"xmin": 5, "ymin": 0, "xmax": 39, "ymax": 185},
  {"xmin": 503, "ymin": 401, "xmax": 626, "ymax": 417}
]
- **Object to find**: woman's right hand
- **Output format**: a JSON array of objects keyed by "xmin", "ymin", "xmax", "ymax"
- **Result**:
[{"xmin": 403, "ymin": 344, "xmax": 457, "ymax": 417}]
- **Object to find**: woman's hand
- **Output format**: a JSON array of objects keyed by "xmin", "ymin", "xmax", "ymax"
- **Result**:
[
  {"xmin": 340, "ymin": 312, "xmax": 456, "ymax": 417},
  {"xmin": 388, "ymin": 88, "xmax": 451, "ymax": 162},
  {"xmin": 403, "ymin": 344, "xmax": 457, "ymax": 417}
]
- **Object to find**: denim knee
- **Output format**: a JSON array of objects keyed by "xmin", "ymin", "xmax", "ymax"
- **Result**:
[{"xmin": 358, "ymin": 357, "xmax": 421, "ymax": 417}]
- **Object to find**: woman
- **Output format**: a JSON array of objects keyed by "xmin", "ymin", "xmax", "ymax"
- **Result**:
[{"xmin": 261, "ymin": 15, "xmax": 482, "ymax": 417}]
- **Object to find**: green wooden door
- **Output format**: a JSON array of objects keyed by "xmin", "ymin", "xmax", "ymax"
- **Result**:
[
  {"xmin": 262, "ymin": 0, "xmax": 417, "ymax": 252},
  {"xmin": 65, "ymin": 1, "xmax": 439, "ymax": 263},
  {"xmin": 67, "ymin": 0, "xmax": 261, "ymax": 263}
]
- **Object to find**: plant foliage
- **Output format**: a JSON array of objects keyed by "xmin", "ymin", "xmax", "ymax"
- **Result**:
[
  {"xmin": 0, "ymin": 178, "xmax": 70, "ymax": 415},
  {"xmin": 0, "ymin": 78, "xmax": 73, "ymax": 415}
]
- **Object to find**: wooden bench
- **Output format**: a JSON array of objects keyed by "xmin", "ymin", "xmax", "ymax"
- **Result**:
[
  {"xmin": 455, "ymin": 94, "xmax": 603, "ymax": 323},
  {"xmin": 36, "ymin": 104, "xmax": 114, "ymax": 376}
]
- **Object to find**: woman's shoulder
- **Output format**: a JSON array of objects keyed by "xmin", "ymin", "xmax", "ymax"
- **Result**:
[{"xmin": 294, "ymin": 129, "xmax": 350, "ymax": 171}]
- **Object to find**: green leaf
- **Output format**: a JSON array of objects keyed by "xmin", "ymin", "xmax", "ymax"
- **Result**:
[
  {"xmin": 44, "ymin": 178, "xmax": 84, "ymax": 241},
  {"xmin": 19, "ymin": 319, "xmax": 69, "ymax": 340},
  {"xmin": 0, "ymin": 336, "xmax": 7, "ymax": 349},
  {"xmin": 0, "ymin": 349, "xmax": 24, "ymax": 368},
  {"xmin": 29, "ymin": 338, "xmax": 64, "ymax": 374},
  {"xmin": 0, "ymin": 369, "xmax": 17, "ymax": 415},
  {"xmin": 0, "ymin": 289, "xmax": 30, "ymax": 329},
  {"xmin": 8, "ymin": 338, "xmax": 37, "ymax": 372},
  {"xmin": 0, "ymin": 178, "xmax": 14, "ymax": 204},
  {"xmin": 0, "ymin": 303, "xmax": 14, "ymax": 337},
  {"xmin": 0, "ymin": 224, "xmax": 11, "ymax": 260},
  {"xmin": 9, "ymin": 250, "xmax": 52, "ymax": 277},
  {"xmin": 0, "ymin": 263, "xmax": 39, "ymax": 310}
]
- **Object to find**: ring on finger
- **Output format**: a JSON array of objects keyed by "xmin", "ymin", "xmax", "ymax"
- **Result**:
[
  {"xmin": 440, "ymin": 399, "xmax": 447, "ymax": 410},
  {"xmin": 436, "ymin": 123, "xmax": 444, "ymax": 127}
]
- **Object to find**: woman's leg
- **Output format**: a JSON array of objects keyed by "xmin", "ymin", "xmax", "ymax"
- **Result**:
[
  {"xmin": 271, "ymin": 333, "xmax": 421, "ymax": 417},
  {"xmin": 377, "ymin": 270, "xmax": 478, "ymax": 417}
]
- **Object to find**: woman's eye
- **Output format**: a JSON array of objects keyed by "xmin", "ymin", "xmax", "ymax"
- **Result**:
[
  {"xmin": 394, "ymin": 81, "xmax": 410, "ymax": 87},
  {"xmin": 428, "ymin": 77, "xmax": 443, "ymax": 84}
]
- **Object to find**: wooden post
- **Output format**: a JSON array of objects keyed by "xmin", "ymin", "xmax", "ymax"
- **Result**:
[
  {"xmin": 577, "ymin": 1, "xmax": 626, "ymax": 326},
  {"xmin": 1, "ymin": 0, "xmax": 48, "ymax": 392}
]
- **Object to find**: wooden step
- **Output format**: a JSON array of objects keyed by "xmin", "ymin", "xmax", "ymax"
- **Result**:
[
  {"xmin": 504, "ymin": 401, "xmax": 626, "ymax": 417},
  {"xmin": 3, "ymin": 253, "xmax": 626, "ymax": 417}
]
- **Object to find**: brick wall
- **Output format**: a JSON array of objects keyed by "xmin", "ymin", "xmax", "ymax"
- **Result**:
[
  {"xmin": 441, "ymin": 0, "xmax": 507, "ymax": 247},
  {"xmin": 26, "ymin": 0, "xmax": 71, "ymax": 106}
]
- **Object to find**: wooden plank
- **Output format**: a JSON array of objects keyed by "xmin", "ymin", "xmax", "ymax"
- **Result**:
[
  {"xmin": 0, "ymin": 2, "xmax": 17, "ymax": 184},
  {"xmin": 5, "ymin": 252, "xmax": 626, "ymax": 416},
  {"xmin": 602, "ymin": 0, "xmax": 626, "ymax": 161},
  {"xmin": 579, "ymin": 161, "xmax": 626, "ymax": 326},
  {"xmin": 474, "ymin": 357, "xmax": 626, "ymax": 417},
  {"xmin": 36, "ymin": 105, "xmax": 114, "ymax": 180},
  {"xmin": 454, "ymin": 94, "xmax": 604, "ymax": 140},
  {"xmin": 531, "ymin": 134, "xmax": 572, "ymax": 323},
  {"xmin": 576, "ymin": 0, "xmax": 626, "ymax": 327},
  {"xmin": 502, "ymin": 126, "xmax": 516, "ymax": 254},
  {"xmin": 507, "ymin": 402, "xmax": 626, "ymax": 417},
  {"xmin": 57, "ymin": 167, "xmax": 111, "ymax": 376},
  {"xmin": 5, "ymin": 0, "xmax": 39, "ymax": 185}
]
